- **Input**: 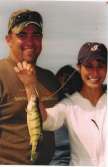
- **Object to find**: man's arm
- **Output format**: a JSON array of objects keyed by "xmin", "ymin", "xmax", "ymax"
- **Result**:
[
  {"xmin": 14, "ymin": 61, "xmax": 48, "ymax": 121},
  {"xmin": 14, "ymin": 60, "xmax": 66, "ymax": 123}
]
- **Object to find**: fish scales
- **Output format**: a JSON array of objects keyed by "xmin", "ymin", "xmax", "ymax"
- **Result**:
[{"xmin": 27, "ymin": 96, "xmax": 42, "ymax": 161}]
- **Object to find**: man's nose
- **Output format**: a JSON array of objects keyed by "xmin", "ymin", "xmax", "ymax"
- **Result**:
[{"xmin": 26, "ymin": 35, "xmax": 34, "ymax": 45}]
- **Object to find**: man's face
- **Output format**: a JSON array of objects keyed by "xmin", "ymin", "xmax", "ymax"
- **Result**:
[{"xmin": 6, "ymin": 24, "xmax": 42, "ymax": 64}]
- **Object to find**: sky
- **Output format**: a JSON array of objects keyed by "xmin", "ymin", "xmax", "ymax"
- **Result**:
[{"xmin": 0, "ymin": 0, "xmax": 107, "ymax": 73}]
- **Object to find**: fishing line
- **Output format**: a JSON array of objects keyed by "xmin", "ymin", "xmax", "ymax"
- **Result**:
[
  {"xmin": 9, "ymin": 69, "xmax": 78, "ymax": 102},
  {"xmin": 36, "ymin": 70, "xmax": 78, "ymax": 101}
]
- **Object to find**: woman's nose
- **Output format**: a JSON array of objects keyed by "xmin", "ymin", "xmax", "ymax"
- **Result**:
[{"xmin": 91, "ymin": 67, "xmax": 99, "ymax": 77}]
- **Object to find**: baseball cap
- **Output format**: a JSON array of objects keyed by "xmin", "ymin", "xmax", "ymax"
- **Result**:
[
  {"xmin": 78, "ymin": 42, "xmax": 107, "ymax": 65},
  {"xmin": 8, "ymin": 9, "xmax": 43, "ymax": 34}
]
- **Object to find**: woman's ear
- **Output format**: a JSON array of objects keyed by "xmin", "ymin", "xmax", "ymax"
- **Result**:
[{"xmin": 76, "ymin": 64, "xmax": 81, "ymax": 72}]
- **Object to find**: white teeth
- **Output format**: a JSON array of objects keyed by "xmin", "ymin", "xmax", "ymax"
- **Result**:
[
  {"xmin": 24, "ymin": 47, "xmax": 32, "ymax": 49},
  {"xmin": 88, "ymin": 76, "xmax": 99, "ymax": 81},
  {"xmin": 90, "ymin": 79, "xmax": 98, "ymax": 81}
]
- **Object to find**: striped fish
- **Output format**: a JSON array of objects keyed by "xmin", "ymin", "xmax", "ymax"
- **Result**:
[{"xmin": 26, "ymin": 96, "xmax": 42, "ymax": 161}]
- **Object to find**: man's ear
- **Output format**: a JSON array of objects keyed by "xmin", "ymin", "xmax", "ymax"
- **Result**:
[{"xmin": 5, "ymin": 35, "xmax": 12, "ymax": 47}]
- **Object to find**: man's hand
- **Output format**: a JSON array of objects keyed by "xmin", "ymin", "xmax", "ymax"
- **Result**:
[
  {"xmin": 14, "ymin": 61, "xmax": 38, "ymax": 100},
  {"xmin": 14, "ymin": 61, "xmax": 47, "ymax": 121},
  {"xmin": 14, "ymin": 61, "xmax": 37, "ymax": 87}
]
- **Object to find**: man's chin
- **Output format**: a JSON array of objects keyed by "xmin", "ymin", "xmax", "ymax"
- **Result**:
[
  {"xmin": 24, "ymin": 58, "xmax": 36, "ymax": 64},
  {"xmin": 23, "ymin": 53, "xmax": 39, "ymax": 63}
]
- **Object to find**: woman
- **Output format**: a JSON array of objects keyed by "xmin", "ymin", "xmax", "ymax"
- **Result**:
[
  {"xmin": 49, "ymin": 65, "xmax": 82, "ymax": 165},
  {"xmin": 15, "ymin": 42, "xmax": 107, "ymax": 166}
]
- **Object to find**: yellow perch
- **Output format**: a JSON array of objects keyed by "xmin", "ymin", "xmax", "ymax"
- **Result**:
[{"xmin": 26, "ymin": 96, "xmax": 42, "ymax": 161}]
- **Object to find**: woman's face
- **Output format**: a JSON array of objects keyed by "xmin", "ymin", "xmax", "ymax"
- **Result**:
[{"xmin": 78, "ymin": 59, "xmax": 107, "ymax": 89}]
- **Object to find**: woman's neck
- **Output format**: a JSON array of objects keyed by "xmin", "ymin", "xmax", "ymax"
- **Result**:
[{"xmin": 80, "ymin": 85, "xmax": 104, "ymax": 106}]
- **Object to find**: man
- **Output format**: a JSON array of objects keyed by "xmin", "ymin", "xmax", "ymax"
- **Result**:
[{"xmin": 0, "ymin": 9, "xmax": 61, "ymax": 164}]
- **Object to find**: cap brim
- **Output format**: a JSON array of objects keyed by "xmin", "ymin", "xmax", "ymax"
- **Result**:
[
  {"xmin": 81, "ymin": 54, "xmax": 106, "ymax": 65},
  {"xmin": 12, "ymin": 21, "xmax": 42, "ymax": 34}
]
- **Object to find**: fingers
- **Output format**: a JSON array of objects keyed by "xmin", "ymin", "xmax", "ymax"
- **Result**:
[
  {"xmin": 17, "ymin": 62, "xmax": 23, "ymax": 70},
  {"xmin": 22, "ymin": 61, "xmax": 33, "ymax": 72},
  {"xmin": 14, "ymin": 66, "xmax": 20, "ymax": 73},
  {"xmin": 14, "ymin": 61, "xmax": 33, "ymax": 73}
]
